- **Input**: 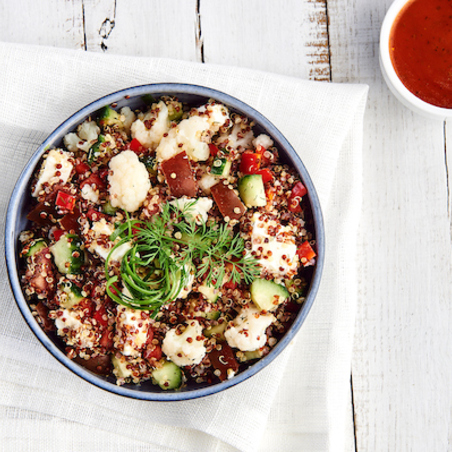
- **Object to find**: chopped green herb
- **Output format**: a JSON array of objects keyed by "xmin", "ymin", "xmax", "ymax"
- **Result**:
[{"xmin": 105, "ymin": 201, "xmax": 260, "ymax": 316}]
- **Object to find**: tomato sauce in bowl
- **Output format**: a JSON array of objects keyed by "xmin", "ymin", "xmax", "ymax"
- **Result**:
[{"xmin": 389, "ymin": 0, "xmax": 452, "ymax": 109}]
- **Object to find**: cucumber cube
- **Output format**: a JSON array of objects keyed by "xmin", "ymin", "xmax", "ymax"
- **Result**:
[
  {"xmin": 24, "ymin": 238, "xmax": 47, "ymax": 258},
  {"xmin": 152, "ymin": 360, "xmax": 182, "ymax": 390},
  {"xmin": 210, "ymin": 158, "xmax": 232, "ymax": 177},
  {"xmin": 250, "ymin": 279, "xmax": 289, "ymax": 311},
  {"xmin": 50, "ymin": 234, "xmax": 84, "ymax": 275},
  {"xmin": 238, "ymin": 174, "xmax": 266, "ymax": 207}
]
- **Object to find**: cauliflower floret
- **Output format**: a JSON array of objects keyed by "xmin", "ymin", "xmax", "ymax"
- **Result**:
[
  {"xmin": 81, "ymin": 184, "xmax": 99, "ymax": 204},
  {"xmin": 177, "ymin": 116, "xmax": 211, "ymax": 161},
  {"xmin": 162, "ymin": 320, "xmax": 206, "ymax": 367},
  {"xmin": 108, "ymin": 150, "xmax": 151, "ymax": 212},
  {"xmin": 87, "ymin": 218, "xmax": 132, "ymax": 261},
  {"xmin": 155, "ymin": 116, "xmax": 211, "ymax": 163},
  {"xmin": 115, "ymin": 306, "xmax": 151, "ymax": 358},
  {"xmin": 252, "ymin": 134, "xmax": 273, "ymax": 150},
  {"xmin": 32, "ymin": 149, "xmax": 74, "ymax": 197},
  {"xmin": 131, "ymin": 101, "xmax": 170, "ymax": 149},
  {"xmin": 156, "ymin": 103, "xmax": 230, "ymax": 163},
  {"xmin": 78, "ymin": 120, "xmax": 100, "ymax": 142},
  {"xmin": 63, "ymin": 133, "xmax": 91, "ymax": 153},
  {"xmin": 198, "ymin": 172, "xmax": 219, "ymax": 195},
  {"xmin": 197, "ymin": 103, "xmax": 230, "ymax": 133},
  {"xmin": 155, "ymin": 127, "xmax": 180, "ymax": 162},
  {"xmin": 63, "ymin": 120, "xmax": 100, "ymax": 153},
  {"xmin": 224, "ymin": 306, "xmax": 275, "ymax": 352},
  {"xmin": 112, "ymin": 355, "xmax": 135, "ymax": 379},
  {"xmin": 219, "ymin": 120, "xmax": 254, "ymax": 150},
  {"xmin": 249, "ymin": 212, "xmax": 299, "ymax": 279},
  {"xmin": 169, "ymin": 196, "xmax": 213, "ymax": 224},
  {"xmin": 54, "ymin": 305, "xmax": 99, "ymax": 349},
  {"xmin": 120, "ymin": 107, "xmax": 136, "ymax": 133},
  {"xmin": 111, "ymin": 355, "xmax": 147, "ymax": 382}
]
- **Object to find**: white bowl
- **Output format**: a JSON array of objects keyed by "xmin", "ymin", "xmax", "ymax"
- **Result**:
[{"xmin": 379, "ymin": 0, "xmax": 452, "ymax": 120}]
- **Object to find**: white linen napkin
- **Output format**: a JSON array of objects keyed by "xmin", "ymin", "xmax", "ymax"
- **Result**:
[{"xmin": 0, "ymin": 42, "xmax": 368, "ymax": 452}]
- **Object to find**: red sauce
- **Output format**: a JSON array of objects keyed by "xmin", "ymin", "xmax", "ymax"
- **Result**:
[{"xmin": 389, "ymin": 0, "xmax": 452, "ymax": 108}]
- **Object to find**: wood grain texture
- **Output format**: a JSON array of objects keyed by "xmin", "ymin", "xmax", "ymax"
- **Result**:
[
  {"xmin": 82, "ymin": 0, "xmax": 199, "ymax": 61},
  {"xmin": 327, "ymin": 0, "xmax": 452, "ymax": 450},
  {"xmin": 200, "ymin": 0, "xmax": 330, "ymax": 80},
  {"xmin": 1, "ymin": 0, "xmax": 451, "ymax": 450},
  {"xmin": 0, "ymin": 0, "xmax": 84, "ymax": 48}
]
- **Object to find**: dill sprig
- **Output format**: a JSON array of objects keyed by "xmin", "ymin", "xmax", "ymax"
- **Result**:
[{"xmin": 104, "ymin": 201, "xmax": 260, "ymax": 315}]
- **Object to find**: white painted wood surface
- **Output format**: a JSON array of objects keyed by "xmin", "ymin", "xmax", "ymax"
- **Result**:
[{"xmin": 1, "ymin": 0, "xmax": 451, "ymax": 450}]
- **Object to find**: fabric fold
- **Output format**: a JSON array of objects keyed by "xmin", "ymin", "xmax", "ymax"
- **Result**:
[{"xmin": 0, "ymin": 42, "xmax": 368, "ymax": 452}]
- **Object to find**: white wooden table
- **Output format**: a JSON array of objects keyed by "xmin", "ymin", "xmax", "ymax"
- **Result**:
[{"xmin": 1, "ymin": 1, "xmax": 451, "ymax": 450}]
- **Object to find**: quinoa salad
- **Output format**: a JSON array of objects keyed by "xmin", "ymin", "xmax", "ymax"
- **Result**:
[{"xmin": 19, "ymin": 95, "xmax": 317, "ymax": 390}]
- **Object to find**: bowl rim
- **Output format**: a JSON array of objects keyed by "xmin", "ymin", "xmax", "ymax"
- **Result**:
[
  {"xmin": 379, "ymin": 0, "xmax": 452, "ymax": 119},
  {"xmin": 5, "ymin": 83, "xmax": 325, "ymax": 401}
]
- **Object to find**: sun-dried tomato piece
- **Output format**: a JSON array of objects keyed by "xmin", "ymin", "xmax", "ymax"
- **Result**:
[
  {"xmin": 208, "ymin": 342, "xmax": 240, "ymax": 382},
  {"xmin": 210, "ymin": 182, "xmax": 246, "ymax": 221},
  {"xmin": 59, "ymin": 207, "xmax": 81, "ymax": 233},
  {"xmin": 161, "ymin": 151, "xmax": 198, "ymax": 198},
  {"xmin": 35, "ymin": 302, "xmax": 55, "ymax": 332},
  {"xmin": 73, "ymin": 355, "xmax": 112, "ymax": 376},
  {"xmin": 25, "ymin": 247, "xmax": 56, "ymax": 300},
  {"xmin": 27, "ymin": 202, "xmax": 57, "ymax": 226}
]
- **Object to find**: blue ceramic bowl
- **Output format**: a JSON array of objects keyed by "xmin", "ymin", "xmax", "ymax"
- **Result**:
[{"xmin": 5, "ymin": 83, "xmax": 324, "ymax": 401}]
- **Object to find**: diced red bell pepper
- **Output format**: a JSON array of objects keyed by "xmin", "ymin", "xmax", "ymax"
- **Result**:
[
  {"xmin": 288, "ymin": 198, "xmax": 301, "ymax": 213},
  {"xmin": 255, "ymin": 144, "xmax": 272, "ymax": 165},
  {"xmin": 55, "ymin": 191, "xmax": 76, "ymax": 212},
  {"xmin": 53, "ymin": 229, "xmax": 65, "ymax": 242},
  {"xmin": 129, "ymin": 138, "xmax": 143, "ymax": 154},
  {"xmin": 239, "ymin": 152, "xmax": 261, "ymax": 174},
  {"xmin": 208, "ymin": 343, "xmax": 240, "ymax": 382},
  {"xmin": 75, "ymin": 162, "xmax": 90, "ymax": 174},
  {"xmin": 209, "ymin": 143, "xmax": 219, "ymax": 156},
  {"xmin": 223, "ymin": 280, "xmax": 238, "ymax": 290},
  {"xmin": 255, "ymin": 168, "xmax": 274, "ymax": 184},
  {"xmin": 98, "ymin": 166, "xmax": 109, "ymax": 179},
  {"xmin": 107, "ymin": 282, "xmax": 120, "ymax": 301},
  {"xmin": 131, "ymin": 221, "xmax": 145, "ymax": 235},
  {"xmin": 86, "ymin": 207, "xmax": 109, "ymax": 222},
  {"xmin": 297, "ymin": 241, "xmax": 316, "ymax": 265},
  {"xmin": 78, "ymin": 299, "xmax": 95, "ymax": 316},
  {"xmin": 266, "ymin": 187, "xmax": 276, "ymax": 204},
  {"xmin": 210, "ymin": 182, "xmax": 246, "ymax": 221},
  {"xmin": 144, "ymin": 345, "xmax": 162, "ymax": 361},
  {"xmin": 292, "ymin": 181, "xmax": 307, "ymax": 197},
  {"xmin": 161, "ymin": 151, "xmax": 198, "ymax": 198},
  {"xmin": 93, "ymin": 306, "xmax": 109, "ymax": 327},
  {"xmin": 80, "ymin": 173, "xmax": 106, "ymax": 190},
  {"xmin": 288, "ymin": 181, "xmax": 307, "ymax": 213},
  {"xmin": 146, "ymin": 327, "xmax": 154, "ymax": 343}
]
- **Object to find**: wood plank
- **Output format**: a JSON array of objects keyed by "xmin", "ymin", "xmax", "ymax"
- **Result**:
[
  {"xmin": 82, "ymin": 0, "xmax": 199, "ymax": 61},
  {"xmin": 446, "ymin": 121, "xmax": 452, "ymax": 222},
  {"xmin": 327, "ymin": 0, "xmax": 452, "ymax": 450},
  {"xmin": 199, "ymin": 0, "xmax": 330, "ymax": 80},
  {"xmin": 0, "ymin": 0, "xmax": 84, "ymax": 48}
]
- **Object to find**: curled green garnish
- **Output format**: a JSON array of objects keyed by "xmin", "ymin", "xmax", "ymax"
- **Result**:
[{"xmin": 105, "ymin": 202, "xmax": 260, "ymax": 316}]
